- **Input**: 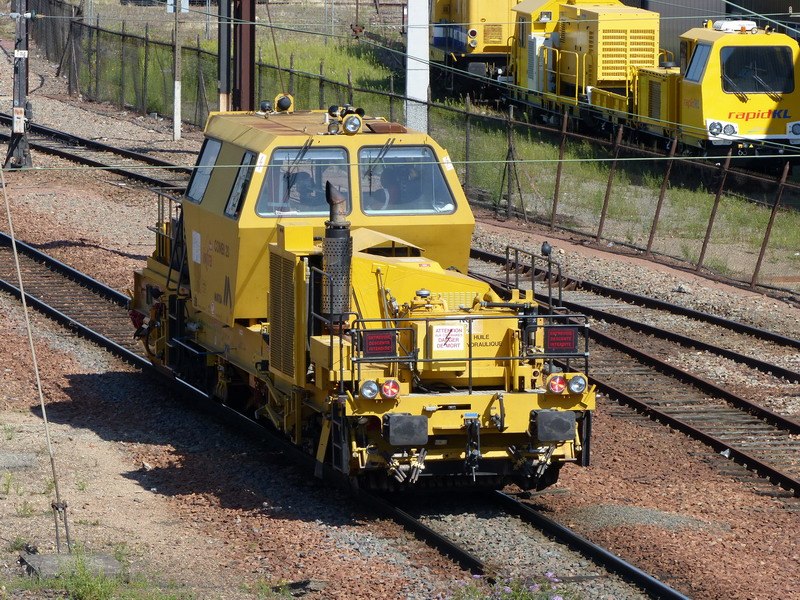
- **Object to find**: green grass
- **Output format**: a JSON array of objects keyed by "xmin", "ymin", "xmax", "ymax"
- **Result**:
[
  {"xmin": 439, "ymin": 572, "xmax": 581, "ymax": 600},
  {"xmin": 15, "ymin": 500, "xmax": 37, "ymax": 517},
  {"xmin": 0, "ymin": 547, "xmax": 198, "ymax": 600},
  {"xmin": 242, "ymin": 578, "xmax": 295, "ymax": 599}
]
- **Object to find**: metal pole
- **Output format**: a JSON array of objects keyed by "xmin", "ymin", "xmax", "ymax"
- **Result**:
[
  {"xmin": 219, "ymin": 0, "xmax": 231, "ymax": 111},
  {"xmin": 596, "ymin": 124, "xmax": 624, "ymax": 242},
  {"xmin": 4, "ymin": 0, "xmax": 32, "ymax": 169},
  {"xmin": 465, "ymin": 95, "xmax": 471, "ymax": 192},
  {"xmin": 549, "ymin": 112, "xmax": 568, "ymax": 231},
  {"xmin": 697, "ymin": 148, "xmax": 732, "ymax": 271},
  {"xmin": 506, "ymin": 105, "xmax": 514, "ymax": 220},
  {"xmin": 173, "ymin": 0, "xmax": 182, "ymax": 141},
  {"xmin": 750, "ymin": 161, "xmax": 790, "ymax": 289},
  {"xmin": 645, "ymin": 137, "xmax": 678, "ymax": 256}
]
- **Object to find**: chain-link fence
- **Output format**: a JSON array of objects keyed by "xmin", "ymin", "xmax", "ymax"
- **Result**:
[{"xmin": 28, "ymin": 0, "xmax": 799, "ymax": 294}]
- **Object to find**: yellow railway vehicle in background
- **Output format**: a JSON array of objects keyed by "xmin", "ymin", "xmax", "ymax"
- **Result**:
[
  {"xmin": 129, "ymin": 96, "xmax": 595, "ymax": 491},
  {"xmin": 509, "ymin": 0, "xmax": 800, "ymax": 161},
  {"xmin": 431, "ymin": 0, "xmax": 522, "ymax": 83}
]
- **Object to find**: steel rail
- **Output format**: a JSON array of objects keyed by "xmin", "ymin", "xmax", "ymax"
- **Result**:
[
  {"xmin": 0, "ymin": 116, "xmax": 190, "ymax": 191},
  {"xmin": 0, "ymin": 234, "xmax": 148, "ymax": 369},
  {"xmin": 470, "ymin": 249, "xmax": 800, "ymax": 496},
  {"xmin": 494, "ymin": 491, "xmax": 692, "ymax": 600},
  {"xmin": 361, "ymin": 492, "xmax": 487, "ymax": 573},
  {"xmin": 556, "ymin": 295, "xmax": 800, "ymax": 382},
  {"xmin": 587, "ymin": 343, "xmax": 800, "ymax": 497},
  {"xmin": 471, "ymin": 247, "xmax": 800, "ymax": 348}
]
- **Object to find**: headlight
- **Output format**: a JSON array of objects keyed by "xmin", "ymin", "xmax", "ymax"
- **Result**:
[
  {"xmin": 343, "ymin": 114, "xmax": 362, "ymax": 134},
  {"xmin": 468, "ymin": 39, "xmax": 478, "ymax": 48},
  {"xmin": 381, "ymin": 379, "xmax": 400, "ymax": 399},
  {"xmin": 360, "ymin": 380, "xmax": 379, "ymax": 400},
  {"xmin": 722, "ymin": 123, "xmax": 736, "ymax": 136},
  {"xmin": 708, "ymin": 121, "xmax": 723, "ymax": 136},
  {"xmin": 327, "ymin": 121, "xmax": 340, "ymax": 135},
  {"xmin": 791, "ymin": 123, "xmax": 800, "ymax": 135},
  {"xmin": 568, "ymin": 375, "xmax": 587, "ymax": 394},
  {"xmin": 547, "ymin": 375, "xmax": 566, "ymax": 394},
  {"xmin": 468, "ymin": 28, "xmax": 478, "ymax": 38}
]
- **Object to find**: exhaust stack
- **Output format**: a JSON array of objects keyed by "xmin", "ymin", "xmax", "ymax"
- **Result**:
[{"xmin": 322, "ymin": 181, "xmax": 352, "ymax": 323}]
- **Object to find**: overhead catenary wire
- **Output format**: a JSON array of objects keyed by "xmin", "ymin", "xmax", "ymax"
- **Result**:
[
  {"xmin": 10, "ymin": 2, "xmax": 800, "ymax": 167},
  {"xmin": 0, "ymin": 166, "xmax": 72, "ymax": 554}
]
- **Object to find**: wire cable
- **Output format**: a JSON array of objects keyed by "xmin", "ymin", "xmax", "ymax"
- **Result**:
[{"xmin": 0, "ymin": 166, "xmax": 72, "ymax": 554}]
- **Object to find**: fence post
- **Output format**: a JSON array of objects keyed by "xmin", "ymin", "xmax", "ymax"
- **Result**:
[
  {"xmin": 68, "ymin": 16, "xmax": 77, "ymax": 96},
  {"xmin": 506, "ymin": 105, "xmax": 514, "ymax": 220},
  {"xmin": 596, "ymin": 124, "xmax": 624, "ymax": 242},
  {"xmin": 697, "ymin": 148, "xmax": 732, "ymax": 271},
  {"xmin": 389, "ymin": 75, "xmax": 394, "ymax": 122},
  {"xmin": 289, "ymin": 54, "xmax": 294, "ymax": 95},
  {"xmin": 550, "ymin": 111, "xmax": 568, "ymax": 231},
  {"xmin": 750, "ymin": 161, "xmax": 790, "ymax": 289},
  {"xmin": 142, "ymin": 24, "xmax": 149, "ymax": 114},
  {"xmin": 347, "ymin": 69, "xmax": 353, "ymax": 105},
  {"xmin": 95, "ymin": 15, "xmax": 100, "ymax": 100},
  {"xmin": 646, "ymin": 136, "xmax": 678, "ymax": 256},
  {"xmin": 319, "ymin": 60, "xmax": 324, "ymax": 109},
  {"xmin": 465, "ymin": 95, "xmax": 471, "ymax": 193},
  {"xmin": 120, "ymin": 21, "xmax": 126, "ymax": 108},
  {"xmin": 257, "ymin": 46, "xmax": 262, "ymax": 106}
]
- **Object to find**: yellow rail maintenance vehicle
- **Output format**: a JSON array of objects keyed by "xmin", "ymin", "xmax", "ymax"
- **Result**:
[
  {"xmin": 129, "ymin": 95, "xmax": 595, "ymax": 491},
  {"xmin": 510, "ymin": 0, "xmax": 800, "ymax": 163}
]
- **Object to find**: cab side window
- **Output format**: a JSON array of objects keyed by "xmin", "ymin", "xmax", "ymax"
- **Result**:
[
  {"xmin": 185, "ymin": 138, "xmax": 222, "ymax": 204},
  {"xmin": 224, "ymin": 151, "xmax": 257, "ymax": 219},
  {"xmin": 255, "ymin": 147, "xmax": 349, "ymax": 217},
  {"xmin": 684, "ymin": 43, "xmax": 711, "ymax": 83}
]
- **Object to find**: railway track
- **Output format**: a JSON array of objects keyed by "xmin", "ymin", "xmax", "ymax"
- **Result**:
[
  {"xmin": 0, "ymin": 112, "xmax": 191, "ymax": 190},
  {"xmin": 387, "ymin": 490, "xmax": 690, "ymax": 599},
  {"xmin": 472, "ymin": 248, "xmax": 800, "ymax": 502},
  {"xmin": 0, "ymin": 230, "xmax": 693, "ymax": 598}
]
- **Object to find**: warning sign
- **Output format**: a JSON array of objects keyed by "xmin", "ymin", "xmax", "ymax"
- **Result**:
[{"xmin": 432, "ymin": 325, "xmax": 464, "ymax": 352}]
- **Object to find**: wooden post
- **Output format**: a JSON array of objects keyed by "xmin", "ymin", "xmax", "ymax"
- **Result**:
[
  {"xmin": 750, "ymin": 161, "xmax": 790, "ymax": 289},
  {"xmin": 550, "ymin": 112, "xmax": 568, "ymax": 231},
  {"xmin": 596, "ymin": 124, "xmax": 624, "ymax": 242},
  {"xmin": 646, "ymin": 137, "xmax": 678, "ymax": 256},
  {"xmin": 697, "ymin": 148, "xmax": 732, "ymax": 271}
]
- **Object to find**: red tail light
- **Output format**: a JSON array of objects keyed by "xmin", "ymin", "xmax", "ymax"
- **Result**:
[
  {"xmin": 548, "ymin": 375, "xmax": 566, "ymax": 394},
  {"xmin": 381, "ymin": 379, "xmax": 400, "ymax": 399}
]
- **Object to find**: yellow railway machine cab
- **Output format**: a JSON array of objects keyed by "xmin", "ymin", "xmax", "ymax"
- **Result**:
[
  {"xmin": 663, "ymin": 20, "xmax": 800, "ymax": 156},
  {"xmin": 130, "ymin": 97, "xmax": 595, "ymax": 491}
]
